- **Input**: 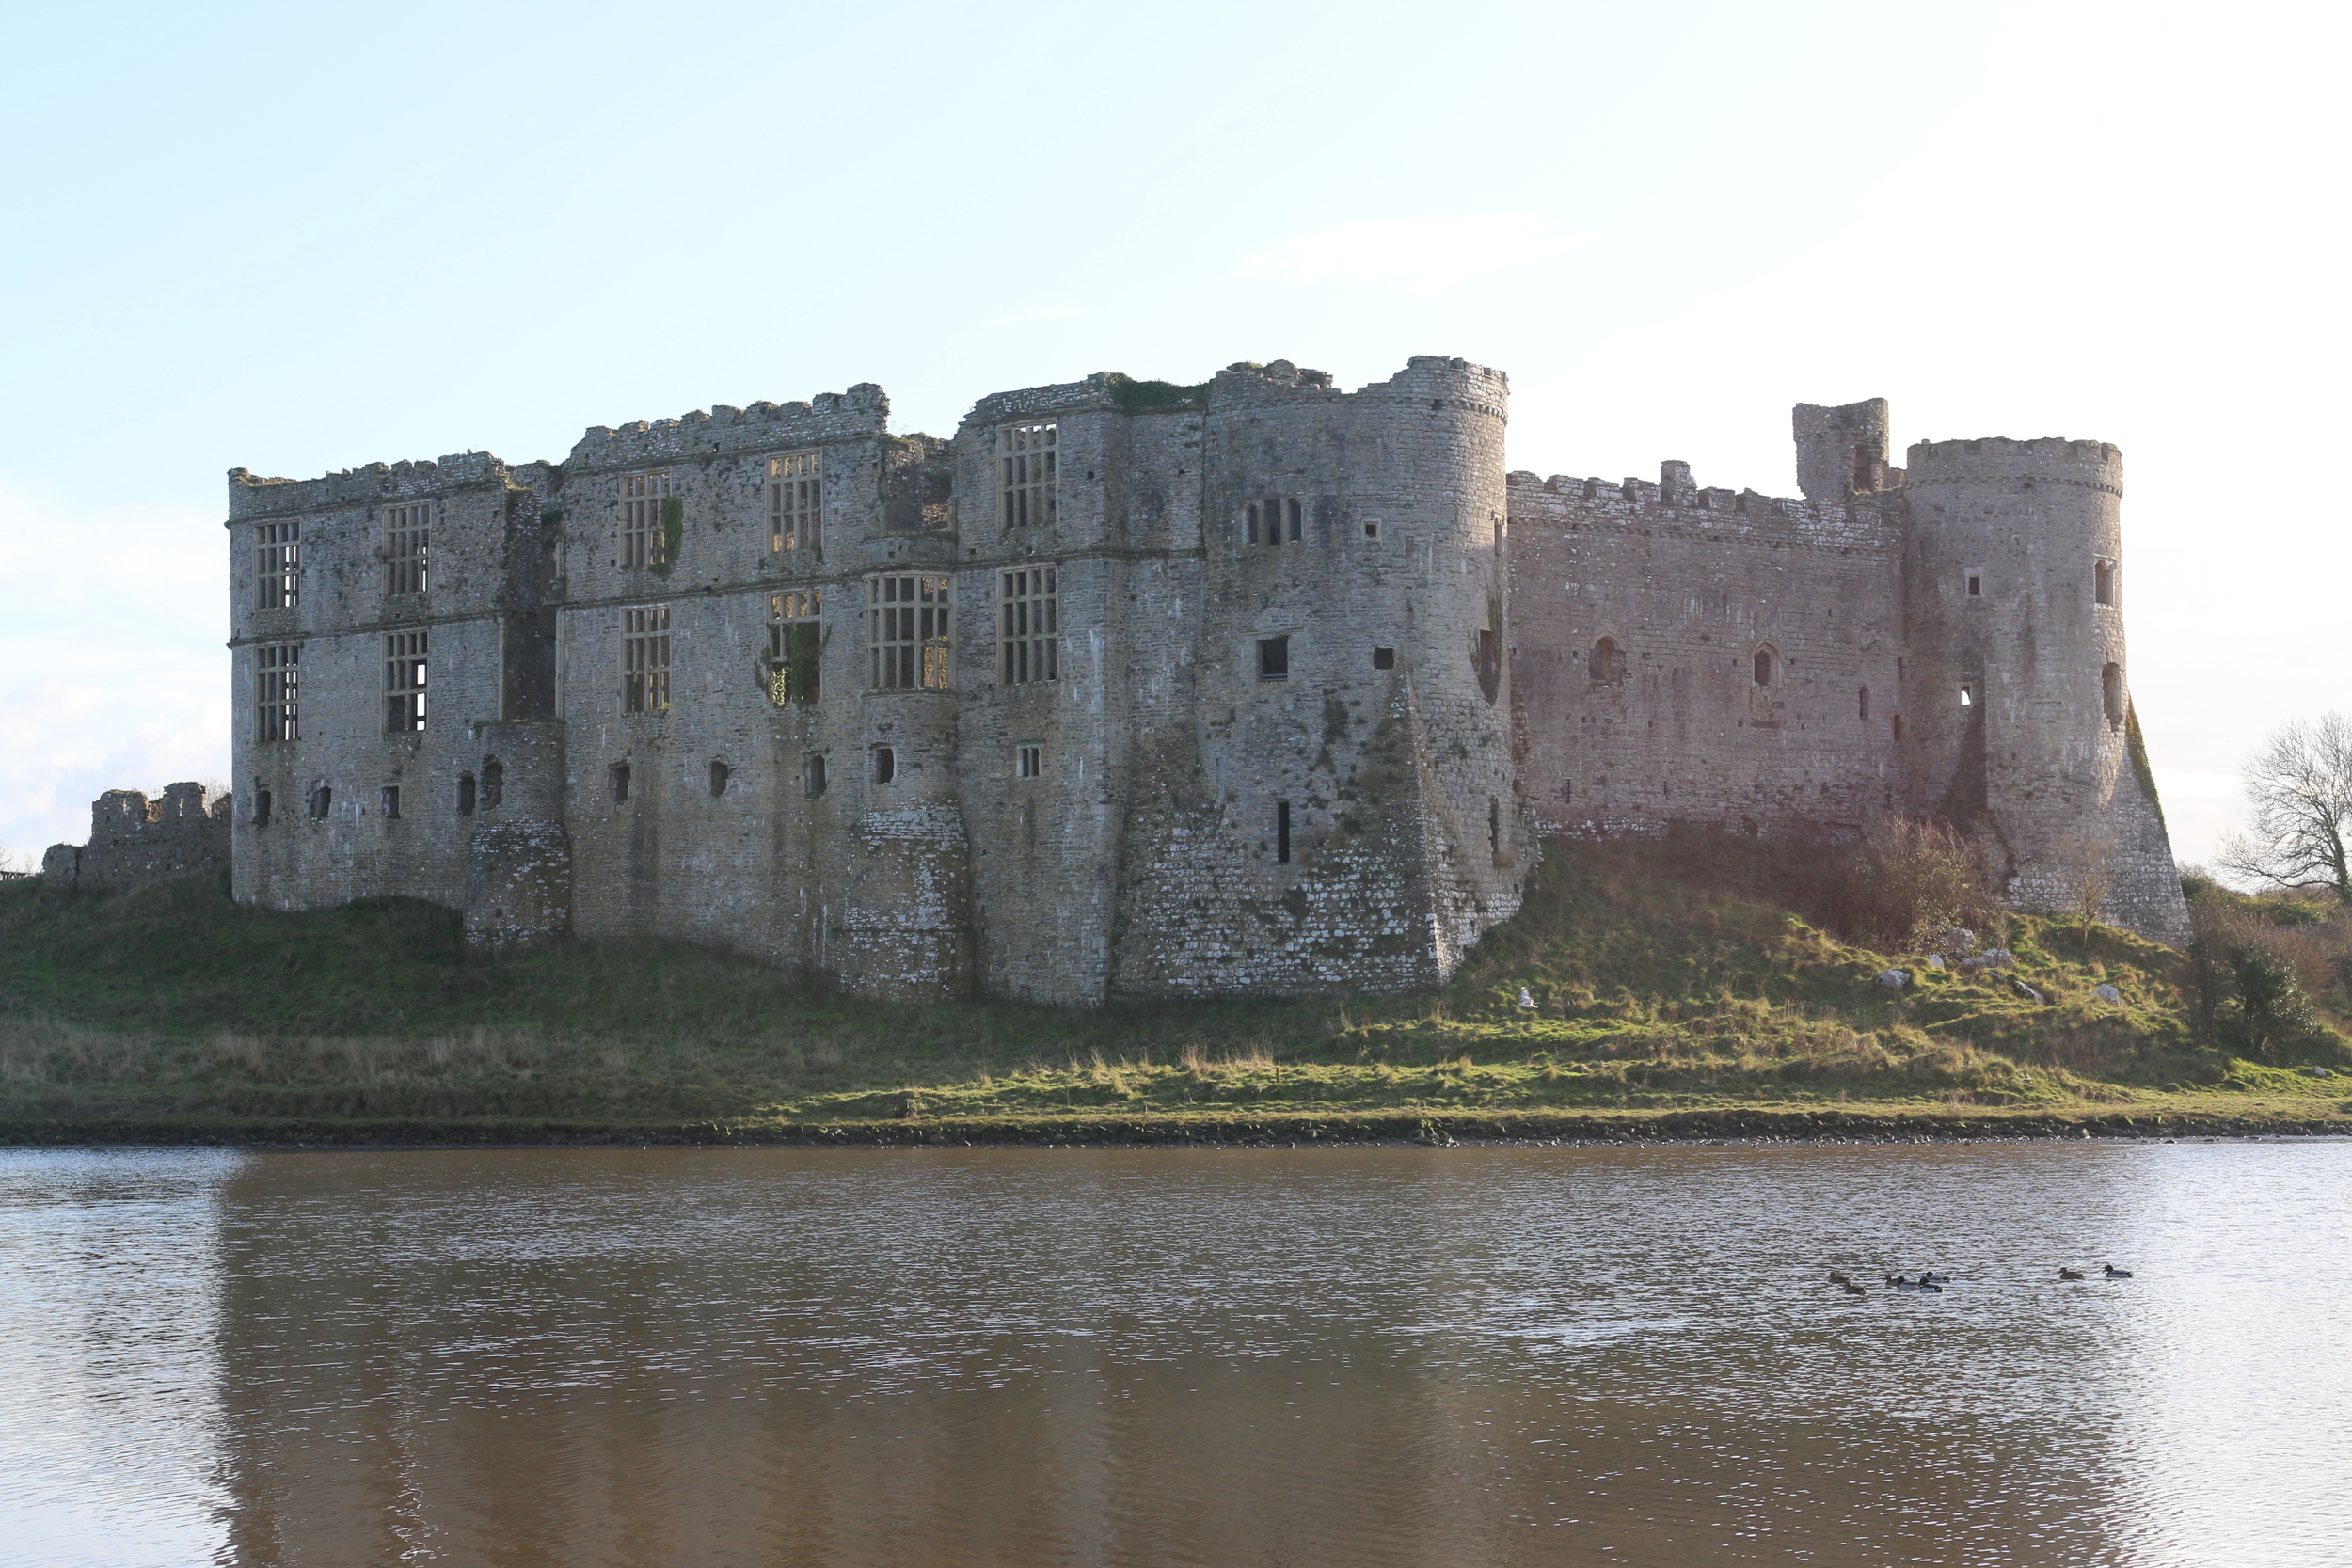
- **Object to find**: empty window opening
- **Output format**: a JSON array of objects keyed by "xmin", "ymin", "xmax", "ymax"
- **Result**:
[
  {"xmin": 2102, "ymin": 662, "xmax": 2123, "ymax": 725},
  {"xmin": 1487, "ymin": 796, "xmax": 1500, "ymax": 854},
  {"xmin": 252, "ymin": 787, "xmax": 273, "ymax": 827},
  {"xmin": 1897, "ymin": 656, "xmax": 1906, "ymax": 683},
  {"xmin": 1965, "ymin": 570, "xmax": 1983, "ymax": 598},
  {"xmin": 257, "ymin": 642, "xmax": 300, "ymax": 742},
  {"xmin": 380, "ymin": 785, "xmax": 401, "ymax": 819},
  {"xmin": 766, "ymin": 591, "xmax": 822, "ymax": 705},
  {"xmin": 768, "ymin": 451, "xmax": 821, "ymax": 556},
  {"xmin": 622, "ymin": 606, "xmax": 671, "ymax": 712},
  {"xmin": 609, "ymin": 762, "xmax": 630, "ymax": 803},
  {"xmin": 1590, "ymin": 636, "xmax": 1627, "ymax": 685},
  {"xmin": 1858, "ymin": 685, "xmax": 1871, "ymax": 721},
  {"xmin": 1753, "ymin": 646, "xmax": 1777, "ymax": 687},
  {"xmin": 620, "ymin": 472, "xmax": 674, "ymax": 570},
  {"xmin": 1000, "ymin": 567, "xmax": 1058, "ymax": 685},
  {"xmin": 1478, "ymin": 628, "xmax": 1498, "ymax": 683},
  {"xmin": 457, "ymin": 773, "xmax": 477, "ymax": 815},
  {"xmin": 384, "ymin": 631, "xmax": 427, "ymax": 732},
  {"xmin": 873, "ymin": 747, "xmax": 896, "ymax": 785},
  {"xmin": 1245, "ymin": 502, "xmax": 1262, "ymax": 545},
  {"xmin": 1258, "ymin": 635, "xmax": 1290, "ymax": 681},
  {"xmin": 803, "ymin": 754, "xmax": 828, "ymax": 797},
  {"xmin": 2095, "ymin": 558, "xmax": 2116, "ymax": 606},
  {"xmin": 1285, "ymin": 498, "xmax": 1302, "ymax": 543},
  {"xmin": 480, "ymin": 757, "xmax": 503, "ymax": 808},
  {"xmin": 870, "ymin": 576, "xmax": 952, "ymax": 689},
  {"xmin": 384, "ymin": 503, "xmax": 430, "ymax": 595},
  {"xmin": 1362, "ymin": 520, "xmax": 1380, "ymax": 539},
  {"xmin": 999, "ymin": 423, "xmax": 1057, "ymax": 529},
  {"xmin": 256, "ymin": 520, "xmax": 299, "ymax": 610},
  {"xmin": 1017, "ymin": 745, "xmax": 1041, "ymax": 780},
  {"xmin": 1276, "ymin": 800, "xmax": 1292, "ymax": 863},
  {"xmin": 308, "ymin": 784, "xmax": 332, "ymax": 820},
  {"xmin": 1372, "ymin": 646, "xmax": 1395, "ymax": 671},
  {"xmin": 708, "ymin": 759, "xmax": 731, "ymax": 798},
  {"xmin": 1562, "ymin": 780, "xmax": 1574, "ymax": 805},
  {"xmin": 1959, "ymin": 684, "xmax": 1973, "ymax": 707},
  {"xmin": 1892, "ymin": 714, "xmax": 1905, "ymax": 742}
]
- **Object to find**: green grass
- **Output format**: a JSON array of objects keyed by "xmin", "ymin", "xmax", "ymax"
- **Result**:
[{"xmin": 3, "ymin": 845, "xmax": 2346, "ymax": 1143}]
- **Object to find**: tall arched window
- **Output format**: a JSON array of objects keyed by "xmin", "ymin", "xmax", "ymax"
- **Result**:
[
  {"xmin": 2101, "ymin": 663, "xmax": 2123, "ymax": 726},
  {"xmin": 1590, "ymin": 636, "xmax": 1627, "ymax": 685},
  {"xmin": 2094, "ymin": 559, "xmax": 2116, "ymax": 606},
  {"xmin": 1753, "ymin": 645, "xmax": 1778, "ymax": 687}
]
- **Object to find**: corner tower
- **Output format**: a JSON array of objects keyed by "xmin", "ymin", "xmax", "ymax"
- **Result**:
[
  {"xmin": 1107, "ymin": 356, "xmax": 1527, "ymax": 996},
  {"xmin": 1901, "ymin": 436, "xmax": 2188, "ymax": 940}
]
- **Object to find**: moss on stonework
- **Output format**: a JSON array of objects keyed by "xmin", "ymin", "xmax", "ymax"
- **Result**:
[
  {"xmin": 1104, "ymin": 373, "xmax": 1212, "ymax": 412},
  {"xmin": 2125, "ymin": 705, "xmax": 2166, "ymax": 832}
]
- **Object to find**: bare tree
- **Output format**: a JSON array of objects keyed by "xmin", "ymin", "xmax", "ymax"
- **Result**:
[
  {"xmin": 2058, "ymin": 832, "xmax": 2118, "ymax": 944},
  {"xmin": 2218, "ymin": 711, "xmax": 2352, "ymax": 908}
]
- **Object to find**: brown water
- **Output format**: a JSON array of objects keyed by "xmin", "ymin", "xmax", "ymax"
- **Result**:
[{"xmin": 1, "ymin": 1143, "xmax": 2344, "ymax": 1566}]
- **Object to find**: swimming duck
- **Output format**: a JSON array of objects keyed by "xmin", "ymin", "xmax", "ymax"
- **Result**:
[
  {"xmin": 1917, "ymin": 1280, "xmax": 1944, "ymax": 1293},
  {"xmin": 2058, "ymin": 1267, "xmax": 2086, "ymax": 1280},
  {"xmin": 1841, "ymin": 1280, "xmax": 1867, "ymax": 1296},
  {"xmin": 1890, "ymin": 1275, "xmax": 1920, "ymax": 1290},
  {"xmin": 1921, "ymin": 1271, "xmax": 1950, "ymax": 1284},
  {"xmin": 2102, "ymin": 1264, "xmax": 2134, "ymax": 1278},
  {"xmin": 1829, "ymin": 1271, "xmax": 1852, "ymax": 1285}
]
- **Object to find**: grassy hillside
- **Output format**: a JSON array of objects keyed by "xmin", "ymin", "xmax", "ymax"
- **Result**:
[{"xmin": 2, "ymin": 840, "xmax": 2345, "ymax": 1142}]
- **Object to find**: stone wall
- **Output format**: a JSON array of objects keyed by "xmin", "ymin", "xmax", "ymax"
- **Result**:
[
  {"xmin": 1508, "ymin": 467, "xmax": 1905, "ymax": 839},
  {"xmin": 219, "ymin": 361, "xmax": 2192, "ymax": 998},
  {"xmin": 43, "ymin": 784, "xmax": 231, "ymax": 895}
]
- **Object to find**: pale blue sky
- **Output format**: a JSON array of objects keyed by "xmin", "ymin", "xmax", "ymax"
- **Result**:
[{"xmin": 2, "ymin": 0, "xmax": 2343, "ymax": 868}]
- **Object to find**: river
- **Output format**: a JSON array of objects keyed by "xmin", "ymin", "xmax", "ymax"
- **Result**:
[{"xmin": 1, "ymin": 1142, "xmax": 2344, "ymax": 1566}]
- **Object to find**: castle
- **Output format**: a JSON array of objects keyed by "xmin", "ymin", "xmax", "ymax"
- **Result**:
[{"xmin": 206, "ymin": 356, "xmax": 2186, "ymax": 1006}]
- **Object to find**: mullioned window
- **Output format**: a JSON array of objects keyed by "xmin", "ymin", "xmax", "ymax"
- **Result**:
[
  {"xmin": 256, "ymin": 521, "xmax": 299, "ymax": 609},
  {"xmin": 384, "ymin": 504, "xmax": 429, "ymax": 595},
  {"xmin": 384, "ymin": 632, "xmax": 427, "ymax": 732},
  {"xmin": 870, "ymin": 576, "xmax": 951, "ymax": 689},
  {"xmin": 1000, "ymin": 567, "xmax": 1057, "ymax": 684},
  {"xmin": 257, "ymin": 643, "xmax": 300, "ymax": 741},
  {"xmin": 622, "ymin": 606, "xmax": 671, "ymax": 712},
  {"xmin": 999, "ymin": 424, "xmax": 1057, "ymax": 530}
]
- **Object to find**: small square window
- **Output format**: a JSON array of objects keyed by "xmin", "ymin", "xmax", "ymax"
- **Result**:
[
  {"xmin": 1017, "ymin": 745, "xmax": 1041, "ymax": 779},
  {"xmin": 1258, "ymin": 635, "xmax": 1290, "ymax": 681},
  {"xmin": 1362, "ymin": 520, "xmax": 1380, "ymax": 539},
  {"xmin": 1964, "ymin": 569, "xmax": 1984, "ymax": 598},
  {"xmin": 1372, "ymin": 646, "xmax": 1395, "ymax": 670}
]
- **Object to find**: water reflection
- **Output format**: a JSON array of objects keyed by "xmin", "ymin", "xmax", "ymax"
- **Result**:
[{"xmin": 2, "ymin": 1144, "xmax": 2344, "ymax": 1565}]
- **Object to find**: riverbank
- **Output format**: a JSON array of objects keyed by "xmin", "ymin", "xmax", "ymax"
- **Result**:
[
  {"xmin": 5, "ymin": 840, "xmax": 2345, "ymax": 1146},
  {"xmin": 4, "ymin": 1101, "xmax": 2346, "ymax": 1148}
]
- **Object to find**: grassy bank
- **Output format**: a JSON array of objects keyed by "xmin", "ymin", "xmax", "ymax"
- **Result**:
[{"xmin": 3, "ymin": 842, "xmax": 2346, "ymax": 1144}]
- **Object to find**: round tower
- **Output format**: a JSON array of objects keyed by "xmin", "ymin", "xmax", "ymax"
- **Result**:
[
  {"xmin": 1160, "ymin": 355, "xmax": 1524, "ymax": 991},
  {"xmin": 1902, "ymin": 436, "xmax": 2186, "ymax": 938}
]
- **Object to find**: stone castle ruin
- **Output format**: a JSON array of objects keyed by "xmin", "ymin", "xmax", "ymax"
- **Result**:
[{"xmin": 179, "ymin": 356, "xmax": 2183, "ymax": 1005}]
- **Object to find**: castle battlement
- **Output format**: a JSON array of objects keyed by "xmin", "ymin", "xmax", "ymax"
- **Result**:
[{"xmin": 199, "ymin": 363, "xmax": 2187, "ymax": 999}]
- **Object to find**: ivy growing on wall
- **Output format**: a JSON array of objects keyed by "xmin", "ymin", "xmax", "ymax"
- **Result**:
[
  {"xmin": 652, "ymin": 496, "xmax": 685, "ymax": 574},
  {"xmin": 2125, "ymin": 705, "xmax": 2166, "ymax": 832},
  {"xmin": 1104, "ymin": 373, "xmax": 1212, "ymax": 412}
]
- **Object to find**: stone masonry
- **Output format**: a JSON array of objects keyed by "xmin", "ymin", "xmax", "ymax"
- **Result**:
[
  {"xmin": 203, "ymin": 362, "xmax": 2186, "ymax": 1005},
  {"xmin": 41, "ymin": 784, "xmax": 231, "ymax": 895}
]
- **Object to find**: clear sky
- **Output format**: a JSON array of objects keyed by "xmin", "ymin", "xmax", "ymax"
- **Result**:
[{"xmin": 2, "ymin": 0, "xmax": 2342, "ymax": 871}]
